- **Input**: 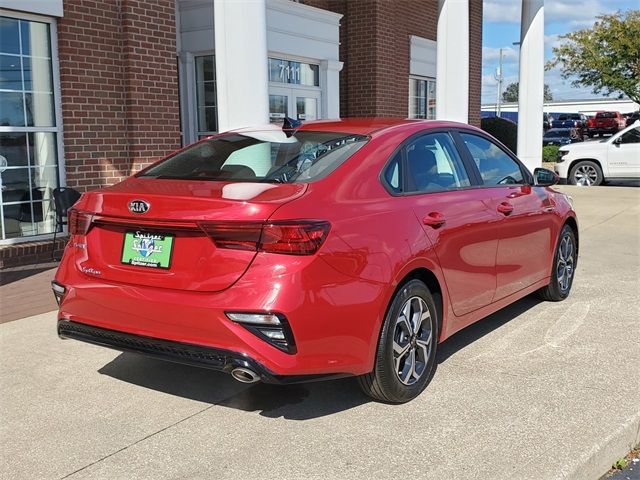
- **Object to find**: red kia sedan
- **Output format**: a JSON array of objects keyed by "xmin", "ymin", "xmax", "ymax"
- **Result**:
[{"xmin": 53, "ymin": 118, "xmax": 578, "ymax": 403}]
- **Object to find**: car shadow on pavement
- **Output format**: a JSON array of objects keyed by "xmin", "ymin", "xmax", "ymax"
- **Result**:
[
  {"xmin": 98, "ymin": 294, "xmax": 542, "ymax": 420},
  {"xmin": 99, "ymin": 353, "xmax": 371, "ymax": 420}
]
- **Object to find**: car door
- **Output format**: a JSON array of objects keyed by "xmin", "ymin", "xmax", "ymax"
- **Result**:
[
  {"xmin": 608, "ymin": 126, "xmax": 640, "ymax": 178},
  {"xmin": 389, "ymin": 131, "xmax": 500, "ymax": 317},
  {"xmin": 458, "ymin": 132, "xmax": 555, "ymax": 300}
]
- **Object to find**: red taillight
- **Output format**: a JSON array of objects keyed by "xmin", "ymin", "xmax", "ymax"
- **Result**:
[
  {"xmin": 68, "ymin": 209, "xmax": 93, "ymax": 235},
  {"xmin": 261, "ymin": 222, "xmax": 331, "ymax": 255},
  {"xmin": 198, "ymin": 220, "xmax": 331, "ymax": 256},
  {"xmin": 198, "ymin": 222, "xmax": 263, "ymax": 251}
]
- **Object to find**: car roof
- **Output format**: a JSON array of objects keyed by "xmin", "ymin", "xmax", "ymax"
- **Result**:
[
  {"xmin": 225, "ymin": 118, "xmax": 483, "ymax": 139},
  {"xmin": 296, "ymin": 117, "xmax": 480, "ymax": 136}
]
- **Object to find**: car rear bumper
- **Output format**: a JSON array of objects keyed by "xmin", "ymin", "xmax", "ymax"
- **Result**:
[
  {"xmin": 57, "ymin": 319, "xmax": 349, "ymax": 384},
  {"xmin": 54, "ymin": 249, "xmax": 387, "ymax": 378}
]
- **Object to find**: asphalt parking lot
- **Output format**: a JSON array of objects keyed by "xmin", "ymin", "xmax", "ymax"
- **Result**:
[{"xmin": 1, "ymin": 185, "xmax": 639, "ymax": 480}]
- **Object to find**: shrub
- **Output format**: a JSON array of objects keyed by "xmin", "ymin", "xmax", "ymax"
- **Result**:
[
  {"xmin": 480, "ymin": 116, "xmax": 518, "ymax": 154},
  {"xmin": 542, "ymin": 145, "xmax": 559, "ymax": 163}
]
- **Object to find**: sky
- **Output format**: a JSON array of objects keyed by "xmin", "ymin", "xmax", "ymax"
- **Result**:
[{"xmin": 482, "ymin": 0, "xmax": 637, "ymax": 104}]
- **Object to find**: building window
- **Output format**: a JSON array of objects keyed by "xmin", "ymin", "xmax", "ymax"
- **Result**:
[
  {"xmin": 195, "ymin": 55, "xmax": 217, "ymax": 138},
  {"xmin": 268, "ymin": 58, "xmax": 319, "ymax": 87},
  {"xmin": 409, "ymin": 76, "xmax": 436, "ymax": 120},
  {"xmin": 0, "ymin": 14, "xmax": 61, "ymax": 242}
]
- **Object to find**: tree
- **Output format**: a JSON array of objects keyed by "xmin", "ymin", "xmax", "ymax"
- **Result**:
[
  {"xmin": 502, "ymin": 82, "xmax": 553, "ymax": 102},
  {"xmin": 546, "ymin": 10, "xmax": 640, "ymax": 104}
]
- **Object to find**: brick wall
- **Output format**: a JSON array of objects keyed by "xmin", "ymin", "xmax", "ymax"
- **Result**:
[
  {"xmin": 0, "ymin": 0, "xmax": 180, "ymax": 269},
  {"xmin": 303, "ymin": 0, "xmax": 482, "ymax": 125},
  {"xmin": 468, "ymin": 0, "xmax": 483, "ymax": 127},
  {"xmin": 57, "ymin": 0, "xmax": 180, "ymax": 193}
]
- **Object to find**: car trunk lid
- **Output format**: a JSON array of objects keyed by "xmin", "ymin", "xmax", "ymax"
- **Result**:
[{"xmin": 73, "ymin": 178, "xmax": 306, "ymax": 292}]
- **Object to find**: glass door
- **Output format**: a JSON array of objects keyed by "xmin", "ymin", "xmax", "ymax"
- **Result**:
[
  {"xmin": 268, "ymin": 86, "xmax": 289, "ymax": 125},
  {"xmin": 295, "ymin": 93, "xmax": 319, "ymax": 121},
  {"xmin": 269, "ymin": 86, "xmax": 321, "ymax": 125}
]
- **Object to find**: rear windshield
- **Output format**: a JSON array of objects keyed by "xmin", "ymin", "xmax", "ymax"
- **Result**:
[
  {"xmin": 139, "ymin": 130, "xmax": 368, "ymax": 183},
  {"xmin": 596, "ymin": 112, "xmax": 616, "ymax": 118}
]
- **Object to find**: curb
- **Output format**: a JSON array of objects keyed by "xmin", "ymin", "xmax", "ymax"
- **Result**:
[{"xmin": 563, "ymin": 411, "xmax": 640, "ymax": 480}]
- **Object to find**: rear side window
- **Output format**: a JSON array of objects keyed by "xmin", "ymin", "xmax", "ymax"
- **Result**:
[
  {"xmin": 403, "ymin": 132, "xmax": 471, "ymax": 193},
  {"xmin": 460, "ymin": 133, "xmax": 525, "ymax": 186},
  {"xmin": 619, "ymin": 127, "xmax": 640, "ymax": 144},
  {"xmin": 384, "ymin": 152, "xmax": 402, "ymax": 193},
  {"xmin": 139, "ymin": 130, "xmax": 368, "ymax": 183}
]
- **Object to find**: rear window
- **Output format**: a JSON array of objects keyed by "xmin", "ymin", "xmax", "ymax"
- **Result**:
[
  {"xmin": 596, "ymin": 112, "xmax": 616, "ymax": 118},
  {"xmin": 139, "ymin": 130, "xmax": 368, "ymax": 183}
]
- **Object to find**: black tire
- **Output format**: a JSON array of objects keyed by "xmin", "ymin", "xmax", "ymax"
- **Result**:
[
  {"xmin": 569, "ymin": 160, "xmax": 603, "ymax": 186},
  {"xmin": 537, "ymin": 224, "xmax": 577, "ymax": 301},
  {"xmin": 357, "ymin": 279, "xmax": 438, "ymax": 403}
]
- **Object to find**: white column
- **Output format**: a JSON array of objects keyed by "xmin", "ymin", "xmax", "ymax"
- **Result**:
[
  {"xmin": 517, "ymin": 0, "xmax": 544, "ymax": 172},
  {"xmin": 320, "ymin": 59, "xmax": 343, "ymax": 119},
  {"xmin": 435, "ymin": 0, "xmax": 469, "ymax": 123},
  {"xmin": 214, "ymin": 0, "xmax": 270, "ymax": 131}
]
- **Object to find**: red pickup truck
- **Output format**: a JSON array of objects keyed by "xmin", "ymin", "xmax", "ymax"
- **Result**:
[{"xmin": 587, "ymin": 111, "xmax": 626, "ymax": 137}]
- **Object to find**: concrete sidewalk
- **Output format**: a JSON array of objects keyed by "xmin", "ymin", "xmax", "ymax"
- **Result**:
[{"xmin": 1, "ymin": 185, "xmax": 639, "ymax": 480}]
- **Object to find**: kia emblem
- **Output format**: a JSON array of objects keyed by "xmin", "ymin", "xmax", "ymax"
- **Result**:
[{"xmin": 128, "ymin": 199, "xmax": 150, "ymax": 214}]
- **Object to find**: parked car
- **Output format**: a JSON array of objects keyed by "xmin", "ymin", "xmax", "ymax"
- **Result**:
[
  {"xmin": 543, "ymin": 112, "xmax": 554, "ymax": 131},
  {"xmin": 543, "ymin": 128, "xmax": 583, "ymax": 146},
  {"xmin": 624, "ymin": 111, "xmax": 640, "ymax": 127},
  {"xmin": 53, "ymin": 118, "xmax": 578, "ymax": 403},
  {"xmin": 556, "ymin": 121, "xmax": 640, "ymax": 186},
  {"xmin": 551, "ymin": 113, "xmax": 588, "ymax": 136},
  {"xmin": 587, "ymin": 111, "xmax": 626, "ymax": 137}
]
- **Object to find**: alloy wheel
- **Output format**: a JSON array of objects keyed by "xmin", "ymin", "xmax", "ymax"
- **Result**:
[
  {"xmin": 556, "ymin": 233, "xmax": 575, "ymax": 292},
  {"xmin": 573, "ymin": 165, "xmax": 598, "ymax": 186},
  {"xmin": 393, "ymin": 296, "xmax": 433, "ymax": 385}
]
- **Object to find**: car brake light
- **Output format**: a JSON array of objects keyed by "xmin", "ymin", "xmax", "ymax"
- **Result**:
[
  {"xmin": 261, "ymin": 221, "xmax": 331, "ymax": 255},
  {"xmin": 68, "ymin": 209, "xmax": 93, "ymax": 235},
  {"xmin": 198, "ymin": 222, "xmax": 263, "ymax": 251},
  {"xmin": 199, "ymin": 220, "xmax": 330, "ymax": 255}
]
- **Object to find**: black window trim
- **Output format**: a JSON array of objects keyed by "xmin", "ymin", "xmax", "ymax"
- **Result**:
[
  {"xmin": 454, "ymin": 129, "xmax": 534, "ymax": 187},
  {"xmin": 379, "ymin": 127, "xmax": 533, "ymax": 197}
]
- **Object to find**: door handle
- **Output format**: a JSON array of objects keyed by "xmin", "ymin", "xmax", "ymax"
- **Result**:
[
  {"xmin": 497, "ymin": 202, "xmax": 514, "ymax": 216},
  {"xmin": 422, "ymin": 212, "xmax": 446, "ymax": 229}
]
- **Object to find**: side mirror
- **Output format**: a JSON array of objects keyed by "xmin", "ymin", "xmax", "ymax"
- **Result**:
[
  {"xmin": 613, "ymin": 136, "xmax": 622, "ymax": 145},
  {"xmin": 534, "ymin": 167, "xmax": 559, "ymax": 187}
]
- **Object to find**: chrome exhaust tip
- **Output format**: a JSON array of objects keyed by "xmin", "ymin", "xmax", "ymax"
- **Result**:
[{"xmin": 230, "ymin": 367, "xmax": 261, "ymax": 384}]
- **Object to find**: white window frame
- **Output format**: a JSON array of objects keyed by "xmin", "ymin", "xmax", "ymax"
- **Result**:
[
  {"xmin": 408, "ymin": 75, "xmax": 437, "ymax": 120},
  {"xmin": 0, "ymin": 9, "xmax": 66, "ymax": 245},
  {"xmin": 193, "ymin": 52, "xmax": 218, "ymax": 140},
  {"xmin": 178, "ymin": 50, "xmax": 219, "ymax": 145},
  {"xmin": 267, "ymin": 52, "xmax": 323, "ymax": 123}
]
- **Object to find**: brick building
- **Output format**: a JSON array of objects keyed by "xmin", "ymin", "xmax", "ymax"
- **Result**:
[{"xmin": 0, "ymin": 0, "xmax": 482, "ymax": 267}]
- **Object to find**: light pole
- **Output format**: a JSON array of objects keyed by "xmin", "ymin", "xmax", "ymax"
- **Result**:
[{"xmin": 494, "ymin": 48, "xmax": 504, "ymax": 117}]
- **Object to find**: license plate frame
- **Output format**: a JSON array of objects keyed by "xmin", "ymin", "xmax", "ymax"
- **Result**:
[{"xmin": 121, "ymin": 231, "xmax": 174, "ymax": 269}]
